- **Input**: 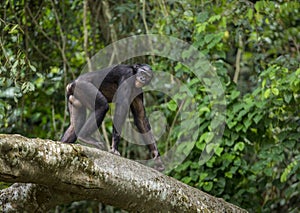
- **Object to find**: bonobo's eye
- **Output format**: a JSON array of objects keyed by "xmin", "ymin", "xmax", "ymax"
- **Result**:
[{"xmin": 138, "ymin": 70, "xmax": 152, "ymax": 81}]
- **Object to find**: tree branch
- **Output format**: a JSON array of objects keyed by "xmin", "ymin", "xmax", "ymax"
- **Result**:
[
  {"xmin": 0, "ymin": 134, "xmax": 247, "ymax": 212},
  {"xmin": 233, "ymin": 35, "xmax": 243, "ymax": 84}
]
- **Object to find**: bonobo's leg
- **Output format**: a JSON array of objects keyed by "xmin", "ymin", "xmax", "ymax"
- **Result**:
[
  {"xmin": 61, "ymin": 101, "xmax": 86, "ymax": 143},
  {"xmin": 111, "ymin": 105, "xmax": 128, "ymax": 155},
  {"xmin": 73, "ymin": 80, "xmax": 108, "ymax": 149},
  {"xmin": 111, "ymin": 126, "xmax": 121, "ymax": 155},
  {"xmin": 61, "ymin": 83, "xmax": 86, "ymax": 143},
  {"xmin": 130, "ymin": 95, "xmax": 164, "ymax": 171},
  {"xmin": 111, "ymin": 89, "xmax": 131, "ymax": 155}
]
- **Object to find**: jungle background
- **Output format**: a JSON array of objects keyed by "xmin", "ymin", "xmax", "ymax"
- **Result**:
[{"xmin": 0, "ymin": 0, "xmax": 299, "ymax": 212}]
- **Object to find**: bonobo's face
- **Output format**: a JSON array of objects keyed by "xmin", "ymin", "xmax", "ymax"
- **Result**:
[{"xmin": 135, "ymin": 64, "xmax": 153, "ymax": 88}]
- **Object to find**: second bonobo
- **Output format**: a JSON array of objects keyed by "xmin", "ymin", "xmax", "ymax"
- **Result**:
[{"xmin": 61, "ymin": 64, "xmax": 164, "ymax": 171}]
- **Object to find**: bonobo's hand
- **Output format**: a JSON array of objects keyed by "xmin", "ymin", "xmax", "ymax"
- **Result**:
[
  {"xmin": 151, "ymin": 150, "xmax": 165, "ymax": 172},
  {"xmin": 110, "ymin": 148, "xmax": 121, "ymax": 156}
]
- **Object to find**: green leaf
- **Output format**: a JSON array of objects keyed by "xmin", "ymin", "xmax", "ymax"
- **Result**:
[
  {"xmin": 264, "ymin": 88, "xmax": 271, "ymax": 99},
  {"xmin": 174, "ymin": 161, "xmax": 191, "ymax": 172},
  {"xmin": 281, "ymin": 160, "xmax": 298, "ymax": 182},
  {"xmin": 227, "ymin": 121, "xmax": 237, "ymax": 129},
  {"xmin": 225, "ymin": 139, "xmax": 234, "ymax": 146},
  {"xmin": 167, "ymin": 100, "xmax": 177, "ymax": 111},
  {"xmin": 199, "ymin": 173, "xmax": 208, "ymax": 181},
  {"xmin": 284, "ymin": 93, "xmax": 292, "ymax": 103},
  {"xmin": 208, "ymin": 15, "xmax": 221, "ymax": 23},
  {"xmin": 204, "ymin": 34, "xmax": 215, "ymax": 43},
  {"xmin": 237, "ymin": 109, "xmax": 248, "ymax": 121},
  {"xmin": 232, "ymin": 103, "xmax": 243, "ymax": 114},
  {"xmin": 207, "ymin": 33, "xmax": 223, "ymax": 49},
  {"xmin": 199, "ymin": 106, "xmax": 210, "ymax": 115},
  {"xmin": 235, "ymin": 124, "xmax": 244, "ymax": 132},
  {"xmin": 196, "ymin": 23, "xmax": 207, "ymax": 33},
  {"xmin": 262, "ymin": 78, "xmax": 267, "ymax": 89},
  {"xmin": 29, "ymin": 64, "xmax": 37, "ymax": 72},
  {"xmin": 234, "ymin": 142, "xmax": 245, "ymax": 152},
  {"xmin": 230, "ymin": 90, "xmax": 240, "ymax": 100},
  {"xmin": 203, "ymin": 181, "xmax": 213, "ymax": 191},
  {"xmin": 205, "ymin": 143, "xmax": 215, "ymax": 154},
  {"xmin": 247, "ymin": 187, "xmax": 257, "ymax": 194},
  {"xmin": 247, "ymin": 8, "xmax": 254, "ymax": 20},
  {"xmin": 190, "ymin": 171, "xmax": 199, "ymax": 182},
  {"xmin": 264, "ymin": 168, "xmax": 273, "ymax": 177},
  {"xmin": 200, "ymin": 132, "xmax": 214, "ymax": 143},
  {"xmin": 253, "ymin": 113, "xmax": 263, "ymax": 124},
  {"xmin": 271, "ymin": 88, "xmax": 279, "ymax": 96},
  {"xmin": 225, "ymin": 172, "xmax": 233, "ymax": 179},
  {"xmin": 243, "ymin": 118, "xmax": 252, "ymax": 129},
  {"xmin": 181, "ymin": 176, "xmax": 192, "ymax": 184},
  {"xmin": 196, "ymin": 141, "xmax": 205, "ymax": 151},
  {"xmin": 215, "ymin": 147, "xmax": 223, "ymax": 156},
  {"xmin": 250, "ymin": 128, "xmax": 257, "ymax": 134}
]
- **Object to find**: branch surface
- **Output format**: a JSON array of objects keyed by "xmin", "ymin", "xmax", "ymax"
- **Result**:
[{"xmin": 0, "ymin": 134, "xmax": 247, "ymax": 212}]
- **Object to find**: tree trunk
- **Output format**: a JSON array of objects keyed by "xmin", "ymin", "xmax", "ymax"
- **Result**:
[{"xmin": 0, "ymin": 134, "xmax": 247, "ymax": 212}]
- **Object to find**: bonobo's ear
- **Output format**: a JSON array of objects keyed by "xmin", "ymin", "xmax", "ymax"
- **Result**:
[{"xmin": 132, "ymin": 64, "xmax": 139, "ymax": 74}]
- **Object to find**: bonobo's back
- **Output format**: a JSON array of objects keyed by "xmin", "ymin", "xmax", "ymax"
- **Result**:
[
  {"xmin": 76, "ymin": 64, "xmax": 134, "ymax": 89},
  {"xmin": 76, "ymin": 66, "xmax": 115, "ymax": 88}
]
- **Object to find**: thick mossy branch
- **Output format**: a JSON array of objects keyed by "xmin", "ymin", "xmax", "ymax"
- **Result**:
[{"xmin": 0, "ymin": 134, "xmax": 247, "ymax": 212}]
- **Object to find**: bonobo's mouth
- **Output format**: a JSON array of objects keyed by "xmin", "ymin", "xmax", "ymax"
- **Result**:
[{"xmin": 135, "ymin": 80, "xmax": 144, "ymax": 88}]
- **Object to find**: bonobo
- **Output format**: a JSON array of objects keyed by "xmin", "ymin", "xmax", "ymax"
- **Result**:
[{"xmin": 61, "ymin": 64, "xmax": 164, "ymax": 171}]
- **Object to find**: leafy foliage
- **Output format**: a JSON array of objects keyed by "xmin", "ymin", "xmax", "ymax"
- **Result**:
[{"xmin": 1, "ymin": 0, "xmax": 299, "ymax": 212}]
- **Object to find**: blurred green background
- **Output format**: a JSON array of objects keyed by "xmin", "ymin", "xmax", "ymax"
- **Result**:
[{"xmin": 0, "ymin": 1, "xmax": 299, "ymax": 212}]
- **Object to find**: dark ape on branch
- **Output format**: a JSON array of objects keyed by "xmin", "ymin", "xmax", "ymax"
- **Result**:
[{"xmin": 61, "ymin": 64, "xmax": 164, "ymax": 171}]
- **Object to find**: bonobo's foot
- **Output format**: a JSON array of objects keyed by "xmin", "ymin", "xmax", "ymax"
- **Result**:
[
  {"xmin": 110, "ymin": 148, "xmax": 121, "ymax": 156},
  {"xmin": 151, "ymin": 150, "xmax": 165, "ymax": 172},
  {"xmin": 153, "ymin": 156, "xmax": 165, "ymax": 172},
  {"xmin": 151, "ymin": 150, "xmax": 160, "ymax": 159}
]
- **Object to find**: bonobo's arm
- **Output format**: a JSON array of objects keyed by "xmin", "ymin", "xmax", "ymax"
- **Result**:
[
  {"xmin": 130, "ymin": 94, "xmax": 159, "ymax": 157},
  {"xmin": 130, "ymin": 95, "xmax": 164, "ymax": 171}
]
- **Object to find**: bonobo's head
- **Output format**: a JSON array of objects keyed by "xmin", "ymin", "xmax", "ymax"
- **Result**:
[{"xmin": 133, "ymin": 64, "xmax": 153, "ymax": 88}]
